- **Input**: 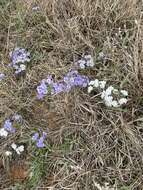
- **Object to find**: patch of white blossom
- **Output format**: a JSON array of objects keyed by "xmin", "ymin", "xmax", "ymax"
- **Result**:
[
  {"xmin": 0, "ymin": 128, "xmax": 8, "ymax": 137},
  {"xmin": 11, "ymin": 143, "xmax": 24, "ymax": 155},
  {"xmin": 76, "ymin": 54, "xmax": 95, "ymax": 69},
  {"xmin": 88, "ymin": 79, "xmax": 128, "ymax": 107}
]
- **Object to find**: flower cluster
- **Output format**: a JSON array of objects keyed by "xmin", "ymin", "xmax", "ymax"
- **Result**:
[
  {"xmin": 0, "ymin": 114, "xmax": 22, "ymax": 137},
  {"xmin": 97, "ymin": 52, "xmax": 108, "ymax": 62},
  {"xmin": 88, "ymin": 79, "xmax": 128, "ymax": 107},
  {"xmin": 12, "ymin": 114, "xmax": 23, "ymax": 123},
  {"xmin": 5, "ymin": 143, "xmax": 24, "ymax": 157},
  {"xmin": 11, "ymin": 143, "xmax": 24, "ymax": 155},
  {"xmin": 0, "ymin": 73, "xmax": 5, "ymax": 81},
  {"xmin": 32, "ymin": 131, "xmax": 47, "ymax": 148},
  {"xmin": 9, "ymin": 47, "xmax": 30, "ymax": 74},
  {"xmin": 88, "ymin": 79, "xmax": 106, "ymax": 93},
  {"xmin": 0, "ymin": 119, "xmax": 15, "ymax": 137},
  {"xmin": 75, "ymin": 54, "xmax": 95, "ymax": 69},
  {"xmin": 37, "ymin": 70, "xmax": 89, "ymax": 99}
]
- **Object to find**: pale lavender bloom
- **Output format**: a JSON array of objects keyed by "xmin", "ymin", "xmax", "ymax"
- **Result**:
[
  {"xmin": 10, "ymin": 48, "xmax": 30, "ymax": 66},
  {"xmin": 37, "ymin": 81, "xmax": 48, "ymax": 99},
  {"xmin": 64, "ymin": 70, "xmax": 89, "ymax": 88},
  {"xmin": 3, "ymin": 119, "xmax": 15, "ymax": 133},
  {"xmin": 46, "ymin": 75, "xmax": 54, "ymax": 85},
  {"xmin": 42, "ymin": 132, "xmax": 47, "ymax": 139},
  {"xmin": 74, "ymin": 75, "xmax": 89, "ymax": 87},
  {"xmin": 36, "ymin": 137, "xmax": 45, "ymax": 148},
  {"xmin": 15, "ymin": 68, "xmax": 22, "ymax": 74},
  {"xmin": 10, "ymin": 48, "xmax": 30, "ymax": 75},
  {"xmin": 32, "ymin": 131, "xmax": 47, "ymax": 148},
  {"xmin": 52, "ymin": 82, "xmax": 65, "ymax": 94},
  {"xmin": 37, "ymin": 70, "xmax": 89, "ymax": 98},
  {"xmin": 32, "ymin": 132, "xmax": 39, "ymax": 141},
  {"xmin": 0, "ymin": 73, "xmax": 5, "ymax": 81},
  {"xmin": 12, "ymin": 114, "xmax": 22, "ymax": 123}
]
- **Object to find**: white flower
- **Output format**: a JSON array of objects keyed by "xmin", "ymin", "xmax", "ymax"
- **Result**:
[
  {"xmin": 104, "ymin": 95, "xmax": 113, "ymax": 107},
  {"xmin": 98, "ymin": 52, "xmax": 105, "ymax": 59},
  {"xmin": 0, "ymin": 73, "xmax": 5, "ymax": 81},
  {"xmin": 120, "ymin": 90, "xmax": 128, "ymax": 96},
  {"xmin": 17, "ymin": 145, "xmax": 24, "ymax": 152},
  {"xmin": 99, "ymin": 81, "xmax": 106, "ymax": 89},
  {"xmin": 87, "ymin": 59, "xmax": 94, "ymax": 67},
  {"xmin": 11, "ymin": 143, "xmax": 17, "ymax": 150},
  {"xmin": 16, "ymin": 145, "xmax": 24, "ymax": 155},
  {"xmin": 84, "ymin": 55, "xmax": 92, "ymax": 60},
  {"xmin": 119, "ymin": 98, "xmax": 128, "ymax": 105},
  {"xmin": 88, "ymin": 86, "xmax": 93, "ymax": 93},
  {"xmin": 11, "ymin": 143, "xmax": 24, "ymax": 155},
  {"xmin": 78, "ymin": 59, "xmax": 86, "ymax": 69},
  {"xmin": 12, "ymin": 114, "xmax": 22, "ymax": 122},
  {"xmin": 111, "ymin": 100, "xmax": 119, "ymax": 107},
  {"xmin": 105, "ymin": 86, "xmax": 114, "ymax": 96},
  {"xmin": 89, "ymin": 80, "xmax": 95, "ymax": 86},
  {"xmin": 20, "ymin": 64, "xmax": 26, "ymax": 71},
  {"xmin": 79, "ymin": 62, "xmax": 85, "ymax": 69},
  {"xmin": 84, "ymin": 55, "xmax": 95, "ymax": 67},
  {"xmin": 5, "ymin": 151, "xmax": 12, "ymax": 156},
  {"xmin": 101, "ymin": 91, "xmax": 106, "ymax": 99},
  {"xmin": 93, "ymin": 79, "xmax": 99, "ymax": 88},
  {"xmin": 0, "ymin": 128, "xmax": 8, "ymax": 137}
]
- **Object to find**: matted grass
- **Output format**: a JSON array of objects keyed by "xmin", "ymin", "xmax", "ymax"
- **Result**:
[{"xmin": 0, "ymin": 0, "xmax": 143, "ymax": 189}]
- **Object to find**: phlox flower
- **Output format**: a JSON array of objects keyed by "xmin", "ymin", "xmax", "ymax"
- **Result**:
[
  {"xmin": 120, "ymin": 90, "xmax": 128, "ymax": 96},
  {"xmin": 77, "ymin": 54, "xmax": 95, "ymax": 69},
  {"xmin": 3, "ymin": 119, "xmax": 15, "ymax": 133},
  {"xmin": 12, "ymin": 114, "xmax": 22, "ymax": 123},
  {"xmin": 99, "ymin": 81, "xmax": 106, "ymax": 89},
  {"xmin": 37, "ymin": 81, "xmax": 48, "ymax": 99},
  {"xmin": 37, "ymin": 70, "xmax": 89, "ymax": 98},
  {"xmin": 9, "ymin": 47, "xmax": 30, "ymax": 75},
  {"xmin": 5, "ymin": 151, "xmax": 12, "ymax": 156},
  {"xmin": 0, "ymin": 73, "xmax": 5, "ymax": 81},
  {"xmin": 11, "ymin": 143, "xmax": 24, "ymax": 155},
  {"xmin": 10, "ymin": 47, "xmax": 30, "ymax": 65},
  {"xmin": 0, "ymin": 128, "xmax": 8, "ymax": 137},
  {"xmin": 32, "ymin": 131, "xmax": 47, "ymax": 148},
  {"xmin": 119, "ymin": 98, "xmax": 128, "ymax": 105},
  {"xmin": 88, "ymin": 86, "xmax": 93, "ymax": 93}
]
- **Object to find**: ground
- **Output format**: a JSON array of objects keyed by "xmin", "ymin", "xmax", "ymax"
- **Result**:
[{"xmin": 0, "ymin": 0, "xmax": 143, "ymax": 189}]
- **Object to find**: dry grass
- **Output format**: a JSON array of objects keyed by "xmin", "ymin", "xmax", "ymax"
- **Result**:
[{"xmin": 0, "ymin": 0, "xmax": 143, "ymax": 189}]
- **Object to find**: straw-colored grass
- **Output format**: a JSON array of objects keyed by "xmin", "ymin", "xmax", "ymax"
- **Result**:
[{"xmin": 0, "ymin": 0, "xmax": 143, "ymax": 189}]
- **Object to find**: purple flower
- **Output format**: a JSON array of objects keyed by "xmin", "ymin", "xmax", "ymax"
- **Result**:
[
  {"xmin": 10, "ymin": 48, "xmax": 30, "ymax": 66},
  {"xmin": 0, "ymin": 73, "xmax": 5, "ymax": 81},
  {"xmin": 12, "ymin": 114, "xmax": 22, "ymax": 123},
  {"xmin": 32, "ymin": 132, "xmax": 39, "ymax": 141},
  {"xmin": 36, "ymin": 70, "xmax": 89, "ymax": 98},
  {"xmin": 32, "ymin": 131, "xmax": 47, "ymax": 148},
  {"xmin": 46, "ymin": 75, "xmax": 54, "ymax": 85},
  {"xmin": 52, "ymin": 82, "xmax": 65, "ymax": 94},
  {"xmin": 74, "ymin": 75, "xmax": 89, "ymax": 87},
  {"xmin": 9, "ymin": 48, "xmax": 30, "ymax": 75},
  {"xmin": 64, "ymin": 71, "xmax": 89, "ymax": 88},
  {"xmin": 3, "ymin": 119, "xmax": 15, "ymax": 133},
  {"xmin": 36, "ymin": 137, "xmax": 45, "ymax": 148},
  {"xmin": 37, "ymin": 81, "xmax": 48, "ymax": 99}
]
